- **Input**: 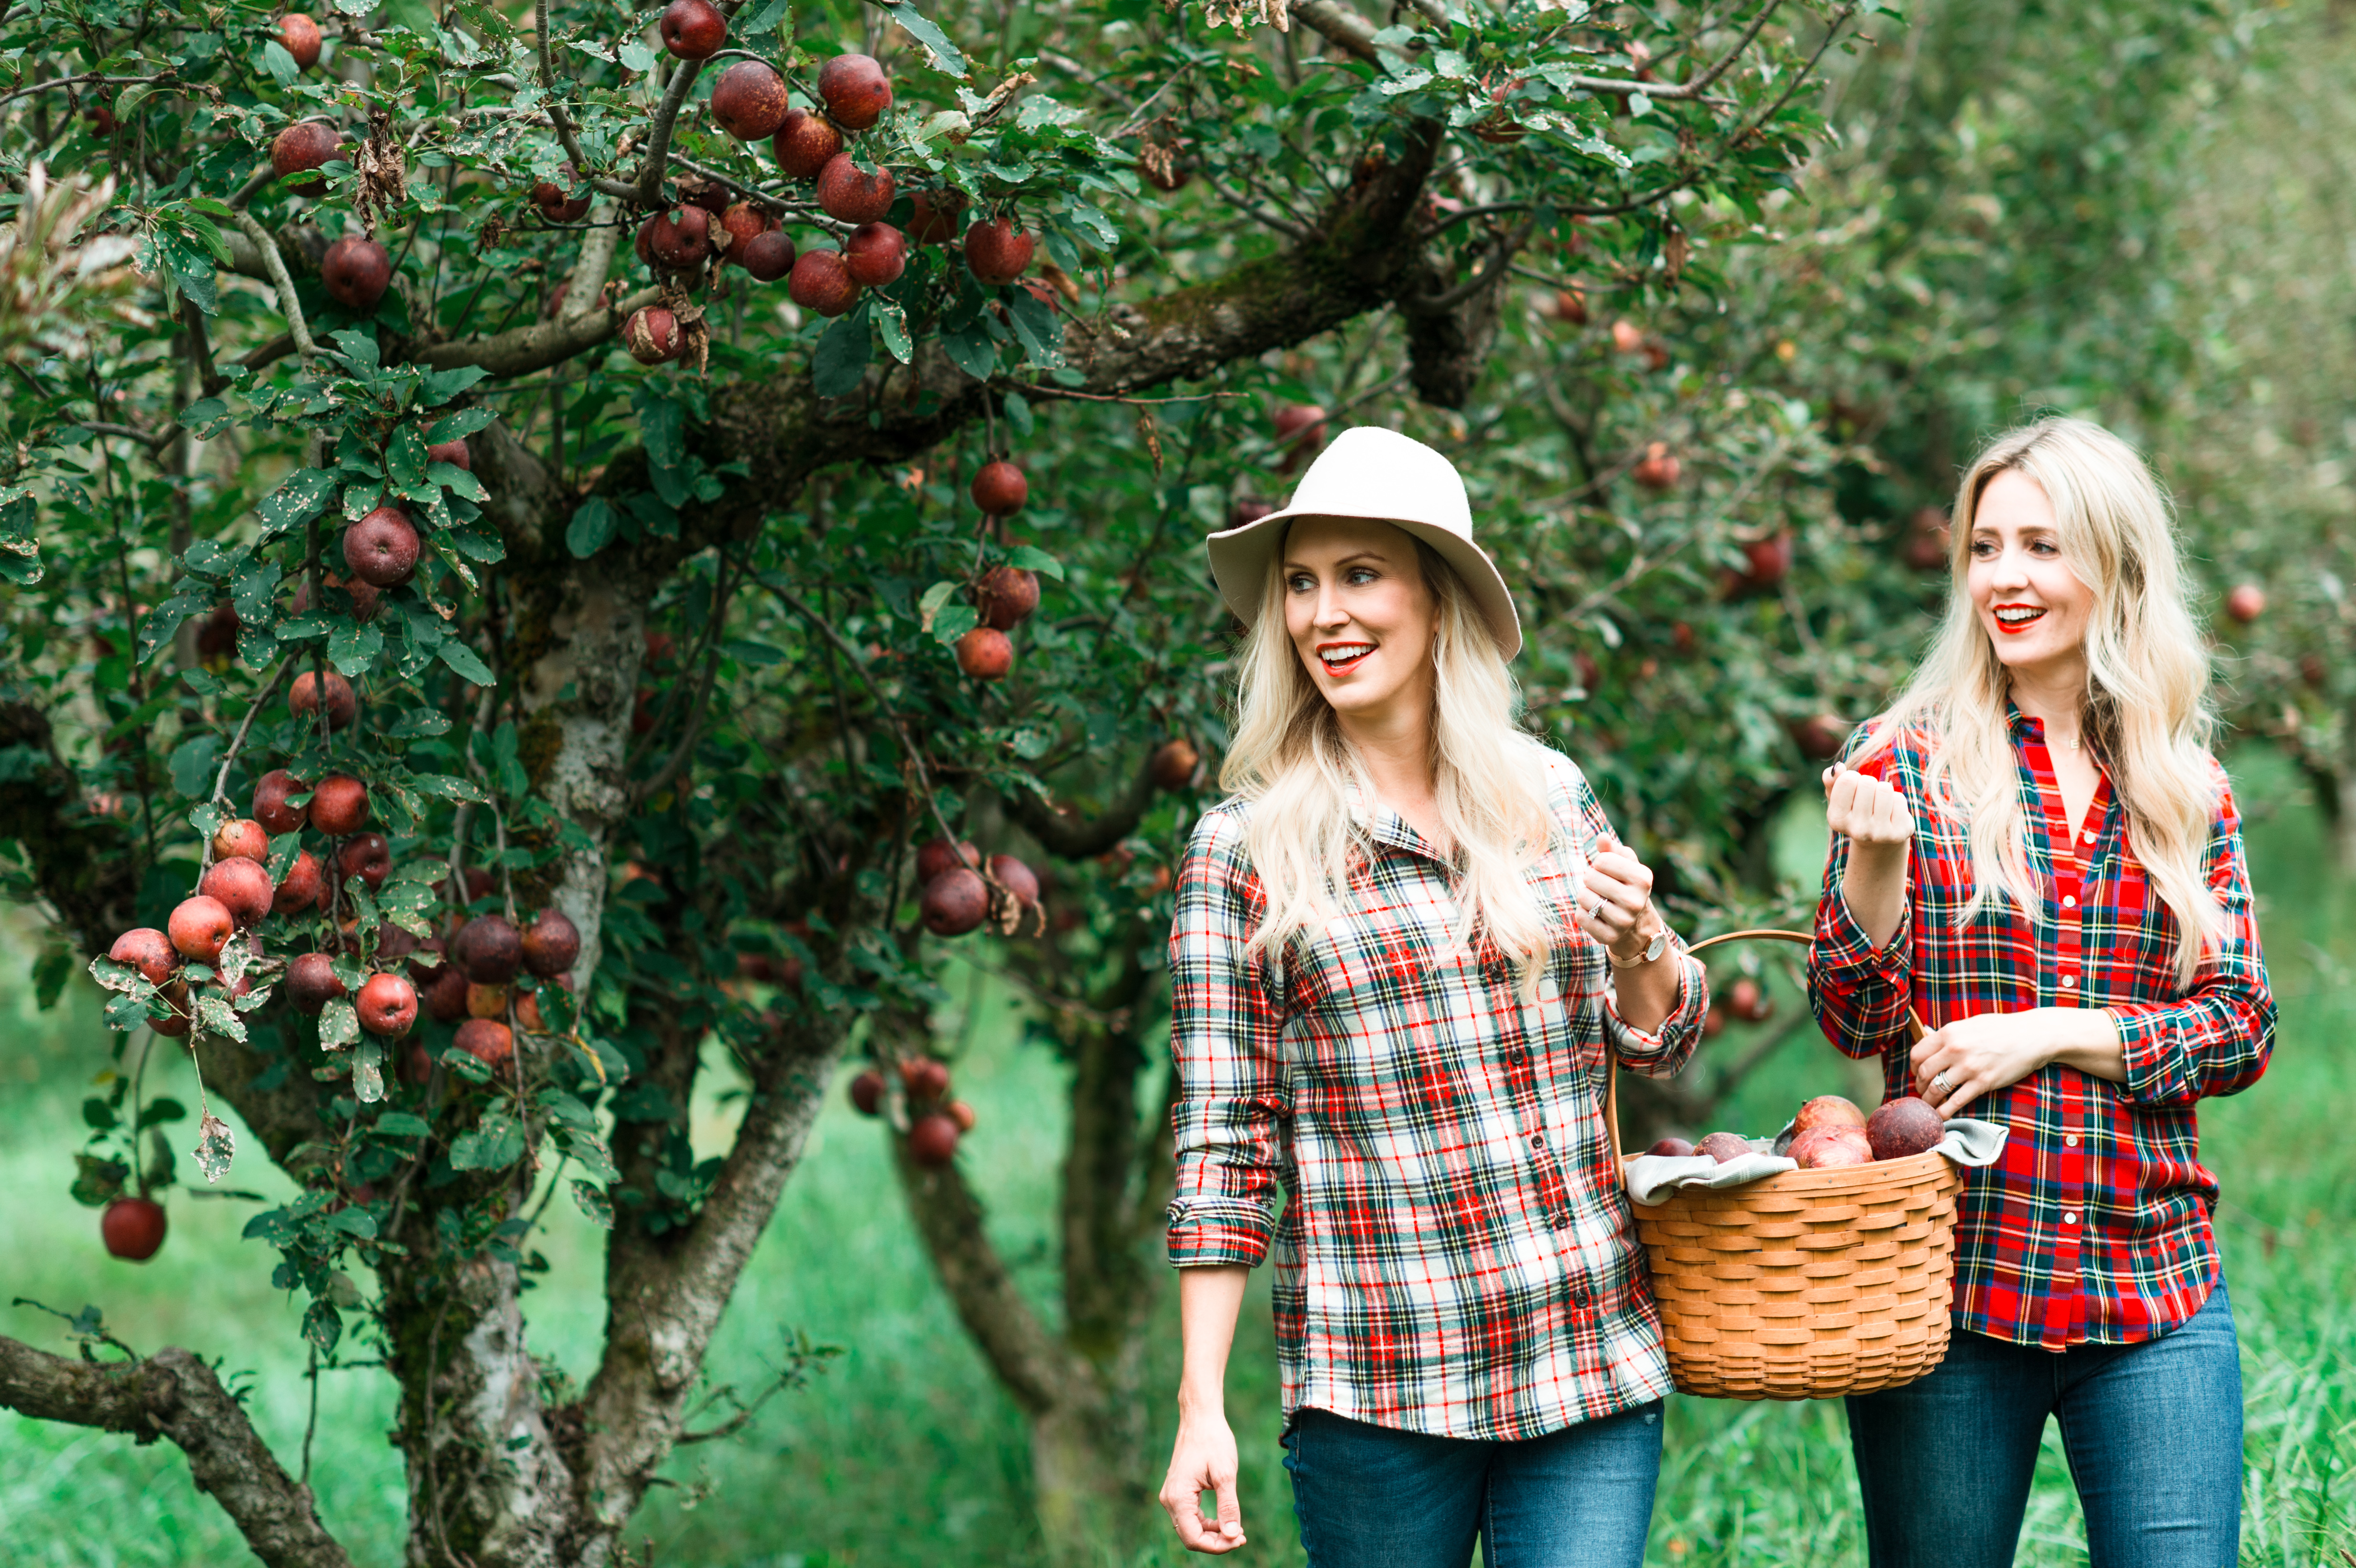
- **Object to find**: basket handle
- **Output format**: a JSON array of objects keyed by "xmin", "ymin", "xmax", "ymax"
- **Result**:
[{"xmin": 1604, "ymin": 927, "xmax": 1928, "ymax": 1156}]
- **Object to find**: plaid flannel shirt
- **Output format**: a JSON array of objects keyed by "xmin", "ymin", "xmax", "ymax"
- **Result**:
[
  {"xmin": 1809, "ymin": 710, "xmax": 2274, "ymax": 1350},
  {"xmin": 1166, "ymin": 745, "xmax": 1708, "ymax": 1440}
]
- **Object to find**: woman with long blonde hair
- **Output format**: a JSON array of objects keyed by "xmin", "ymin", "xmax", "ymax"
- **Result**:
[
  {"xmin": 1810, "ymin": 416, "xmax": 2274, "ymax": 1567},
  {"xmin": 1156, "ymin": 427, "xmax": 1710, "ymax": 1567}
]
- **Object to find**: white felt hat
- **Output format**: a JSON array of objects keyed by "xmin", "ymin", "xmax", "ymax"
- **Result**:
[{"xmin": 1204, "ymin": 426, "xmax": 1522, "ymax": 660}]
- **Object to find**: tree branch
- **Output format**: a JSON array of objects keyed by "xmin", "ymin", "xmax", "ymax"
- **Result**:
[
  {"xmin": 0, "ymin": 1337, "xmax": 355, "ymax": 1568},
  {"xmin": 1001, "ymin": 762, "xmax": 1160, "ymax": 859},
  {"xmin": 229, "ymin": 209, "xmax": 316, "ymax": 364}
]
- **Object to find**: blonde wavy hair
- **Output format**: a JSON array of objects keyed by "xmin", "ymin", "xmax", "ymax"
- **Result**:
[
  {"xmin": 1858, "ymin": 417, "xmax": 2224, "ymax": 985},
  {"xmin": 1219, "ymin": 525, "xmax": 1567, "ymax": 991}
]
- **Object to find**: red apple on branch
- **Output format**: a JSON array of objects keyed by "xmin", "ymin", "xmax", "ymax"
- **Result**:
[
  {"xmin": 816, "ymin": 153, "xmax": 894, "ymax": 225},
  {"xmin": 624, "ymin": 306, "xmax": 683, "ymax": 365},
  {"xmin": 922, "ymin": 868, "xmax": 990, "ymax": 935},
  {"xmin": 309, "ymin": 773, "xmax": 370, "ymax": 835},
  {"xmin": 658, "ymin": 0, "xmax": 726, "ymax": 59},
  {"xmin": 321, "ymin": 236, "xmax": 391, "ymax": 311},
  {"xmin": 916, "ymin": 839, "xmax": 979, "ymax": 882},
  {"xmin": 741, "ymin": 229, "xmax": 796, "ymax": 282},
  {"xmin": 168, "ymin": 895, "xmax": 235, "ymax": 964},
  {"xmin": 289, "ymin": 670, "xmax": 357, "ymax": 731},
  {"xmin": 908, "ymin": 1111, "xmax": 961, "ymax": 1167},
  {"xmin": 212, "ymin": 817, "xmax": 270, "ymax": 862},
  {"xmin": 975, "ymin": 566, "xmax": 1039, "ymax": 630},
  {"xmin": 336, "ymin": 832, "xmax": 392, "ymax": 891},
  {"xmin": 456, "ymin": 1017, "xmax": 514, "ymax": 1067},
  {"xmin": 356, "ymin": 973, "xmax": 418, "ymax": 1036},
  {"xmin": 963, "ymin": 218, "xmax": 1035, "ymax": 285},
  {"xmin": 971, "ymin": 460, "xmax": 1027, "ymax": 515},
  {"xmin": 1149, "ymin": 739, "xmax": 1201, "ymax": 790},
  {"xmin": 818, "ymin": 53, "xmax": 892, "ymax": 130},
  {"xmin": 709, "ymin": 60, "xmax": 791, "ymax": 141},
  {"xmin": 2225, "ymin": 584, "xmax": 2266, "ymax": 624},
  {"xmin": 109, "ymin": 928, "xmax": 177, "ymax": 985},
  {"xmin": 955, "ymin": 626, "xmax": 1013, "ymax": 681},
  {"xmin": 199, "ymin": 857, "xmax": 275, "ymax": 925},
  {"xmin": 521, "ymin": 909, "xmax": 580, "ymax": 978},
  {"xmin": 277, "ymin": 14, "xmax": 322, "ymax": 69},
  {"xmin": 273, "ymin": 850, "xmax": 324, "ymax": 914},
  {"xmin": 286, "ymin": 951, "xmax": 346, "ymax": 1013},
  {"xmin": 843, "ymin": 222, "xmax": 906, "ymax": 287},
  {"xmin": 788, "ymin": 250, "xmax": 860, "ymax": 317},
  {"xmin": 102, "ymin": 1197, "xmax": 167, "ymax": 1261},
  {"xmin": 773, "ymin": 108, "xmax": 843, "ymax": 181},
  {"xmin": 344, "ymin": 506, "xmax": 420, "ymax": 587}
]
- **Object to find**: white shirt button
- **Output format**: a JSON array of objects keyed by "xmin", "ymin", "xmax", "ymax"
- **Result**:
[
  {"xmin": 2082, "ymin": 831, "xmax": 2095, "ymax": 845},
  {"xmin": 2065, "ymin": 1135, "xmax": 2080, "ymax": 1147},
  {"xmin": 2063, "ymin": 1210, "xmax": 2080, "ymax": 1225},
  {"xmin": 2061, "ymin": 975, "xmax": 2077, "ymax": 989},
  {"xmin": 2062, "ymin": 895, "xmax": 2077, "ymax": 909}
]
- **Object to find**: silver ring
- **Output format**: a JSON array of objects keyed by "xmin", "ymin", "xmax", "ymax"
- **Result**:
[{"xmin": 1930, "ymin": 1071, "xmax": 1953, "ymax": 1099}]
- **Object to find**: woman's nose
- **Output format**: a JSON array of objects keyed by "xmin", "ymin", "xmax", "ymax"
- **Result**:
[{"xmin": 1312, "ymin": 585, "xmax": 1350, "ymax": 627}]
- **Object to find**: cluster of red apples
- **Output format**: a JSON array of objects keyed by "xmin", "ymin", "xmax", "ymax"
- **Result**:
[
  {"xmin": 611, "ymin": 9, "xmax": 1036, "ymax": 364},
  {"xmin": 1647, "ymin": 1093, "xmax": 1944, "ymax": 1171},
  {"xmin": 915, "ymin": 836, "xmax": 1040, "ymax": 938},
  {"xmin": 953, "ymin": 488, "xmax": 1037, "ymax": 681},
  {"xmin": 105, "ymin": 758, "xmax": 580, "ymax": 1068},
  {"xmin": 847, "ymin": 1055, "xmax": 975, "ymax": 1168}
]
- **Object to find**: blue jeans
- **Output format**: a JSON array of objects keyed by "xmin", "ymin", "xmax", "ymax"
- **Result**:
[
  {"xmin": 1845, "ymin": 1283, "xmax": 2243, "ymax": 1568},
  {"xmin": 1283, "ymin": 1402, "xmax": 1663, "ymax": 1568}
]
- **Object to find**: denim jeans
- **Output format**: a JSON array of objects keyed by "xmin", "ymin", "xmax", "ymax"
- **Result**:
[
  {"xmin": 1845, "ymin": 1283, "xmax": 2243, "ymax": 1568},
  {"xmin": 1282, "ymin": 1402, "xmax": 1663, "ymax": 1568}
]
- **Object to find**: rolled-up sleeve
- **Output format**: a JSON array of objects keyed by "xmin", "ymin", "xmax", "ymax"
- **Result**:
[
  {"xmin": 2105, "ymin": 782, "xmax": 2275, "ymax": 1107},
  {"xmin": 1808, "ymin": 741, "xmax": 1918, "ymax": 1062},
  {"xmin": 1166, "ymin": 810, "xmax": 1290, "ymax": 1269}
]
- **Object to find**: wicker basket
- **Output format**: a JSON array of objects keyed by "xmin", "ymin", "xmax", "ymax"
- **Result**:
[{"xmin": 1612, "ymin": 929, "xmax": 1963, "ymax": 1400}]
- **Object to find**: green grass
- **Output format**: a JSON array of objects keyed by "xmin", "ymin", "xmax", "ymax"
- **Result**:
[{"xmin": 2, "ymin": 746, "xmax": 2350, "ymax": 1566}]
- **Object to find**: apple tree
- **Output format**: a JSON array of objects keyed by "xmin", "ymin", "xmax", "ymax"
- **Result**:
[{"xmin": 0, "ymin": 0, "xmax": 1883, "ymax": 1561}]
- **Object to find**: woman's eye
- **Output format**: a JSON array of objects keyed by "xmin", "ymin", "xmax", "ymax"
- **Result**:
[
  {"xmin": 1345, "ymin": 566, "xmax": 1379, "ymax": 585},
  {"xmin": 1968, "ymin": 539, "xmax": 1997, "ymax": 557},
  {"xmin": 1287, "ymin": 573, "xmax": 1314, "ymax": 593}
]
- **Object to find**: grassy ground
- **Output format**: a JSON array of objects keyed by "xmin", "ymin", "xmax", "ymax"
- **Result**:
[{"xmin": 2, "ymin": 746, "xmax": 2349, "ymax": 1566}]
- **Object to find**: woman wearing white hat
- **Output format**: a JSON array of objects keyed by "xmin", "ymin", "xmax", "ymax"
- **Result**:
[{"xmin": 1156, "ymin": 426, "xmax": 1710, "ymax": 1566}]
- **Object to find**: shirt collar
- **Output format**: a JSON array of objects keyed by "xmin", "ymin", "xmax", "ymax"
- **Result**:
[{"xmin": 1343, "ymin": 774, "xmax": 1451, "ymax": 865}]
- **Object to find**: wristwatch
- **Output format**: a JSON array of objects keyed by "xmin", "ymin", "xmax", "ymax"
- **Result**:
[{"xmin": 1607, "ymin": 919, "xmax": 1671, "ymax": 970}]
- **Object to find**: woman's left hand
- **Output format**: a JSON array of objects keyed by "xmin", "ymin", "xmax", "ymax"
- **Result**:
[
  {"xmin": 1909, "ymin": 1013, "xmax": 2060, "ymax": 1117},
  {"xmin": 1580, "ymin": 833, "xmax": 1663, "ymax": 962}
]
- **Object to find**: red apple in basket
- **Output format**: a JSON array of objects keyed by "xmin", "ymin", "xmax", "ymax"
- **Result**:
[
  {"xmin": 1790, "ymin": 1125, "xmax": 1874, "ymax": 1169},
  {"xmin": 1695, "ymin": 1132, "xmax": 1751, "ymax": 1164},
  {"xmin": 1791, "ymin": 1094, "xmax": 1866, "ymax": 1136},
  {"xmin": 1645, "ymin": 1137, "xmax": 1696, "ymax": 1158},
  {"xmin": 1866, "ymin": 1095, "xmax": 1945, "ymax": 1160}
]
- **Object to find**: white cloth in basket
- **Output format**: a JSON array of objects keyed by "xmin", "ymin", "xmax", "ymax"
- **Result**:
[{"xmin": 1624, "ymin": 1119, "xmax": 2009, "ymax": 1207}]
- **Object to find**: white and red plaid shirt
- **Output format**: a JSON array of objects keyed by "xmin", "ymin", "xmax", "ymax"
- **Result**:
[{"xmin": 1166, "ymin": 746, "xmax": 1708, "ymax": 1440}]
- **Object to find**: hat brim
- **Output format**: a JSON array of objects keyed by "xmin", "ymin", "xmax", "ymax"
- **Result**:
[{"xmin": 1205, "ymin": 505, "xmax": 1524, "ymax": 661}]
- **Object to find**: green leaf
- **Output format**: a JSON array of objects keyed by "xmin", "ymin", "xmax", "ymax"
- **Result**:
[
  {"xmin": 168, "ymin": 733, "xmax": 222, "ymax": 801},
  {"xmin": 720, "ymin": 639, "xmax": 787, "ymax": 666},
  {"xmin": 262, "ymin": 39, "xmax": 299, "ymax": 84},
  {"xmin": 421, "ymin": 365, "xmax": 490, "ymax": 406},
  {"xmin": 567, "ymin": 499, "xmax": 617, "ymax": 558},
  {"xmin": 1008, "ymin": 545, "xmax": 1066, "ymax": 581},
  {"xmin": 633, "ymin": 387, "xmax": 687, "ymax": 472},
  {"xmin": 876, "ymin": 301, "xmax": 913, "ymax": 364},
  {"xmin": 373, "ymin": 1113, "xmax": 432, "ymax": 1139},
  {"xmin": 385, "ymin": 424, "xmax": 431, "ymax": 491},
  {"xmin": 439, "ymin": 639, "xmax": 495, "ymax": 686},
  {"xmin": 939, "ymin": 322, "xmax": 997, "ymax": 381},
  {"xmin": 425, "ymin": 408, "xmax": 497, "ymax": 443},
  {"xmin": 328, "ymin": 617, "xmax": 384, "ymax": 676},
  {"xmin": 1006, "ymin": 290, "xmax": 1064, "ymax": 368},
  {"xmin": 571, "ymin": 1179, "xmax": 614, "ymax": 1228},
  {"xmin": 812, "ymin": 316, "xmax": 872, "ymax": 398},
  {"xmin": 931, "ymin": 603, "xmax": 979, "ymax": 646},
  {"xmin": 1002, "ymin": 391, "xmax": 1034, "ymax": 437},
  {"xmin": 257, "ymin": 468, "xmax": 338, "ymax": 537},
  {"xmin": 301, "ymin": 1298, "xmax": 342, "ymax": 1355},
  {"xmin": 887, "ymin": 1, "xmax": 967, "ymax": 75}
]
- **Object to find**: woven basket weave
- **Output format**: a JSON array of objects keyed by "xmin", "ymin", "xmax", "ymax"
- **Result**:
[{"xmin": 1613, "ymin": 928, "xmax": 1963, "ymax": 1400}]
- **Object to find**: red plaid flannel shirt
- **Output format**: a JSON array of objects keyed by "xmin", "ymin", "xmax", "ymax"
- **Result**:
[
  {"xmin": 1166, "ymin": 747, "xmax": 1709, "ymax": 1440},
  {"xmin": 1809, "ymin": 710, "xmax": 2274, "ymax": 1350}
]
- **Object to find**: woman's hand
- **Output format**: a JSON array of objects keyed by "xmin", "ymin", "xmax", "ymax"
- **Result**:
[
  {"xmin": 1159, "ymin": 1405, "xmax": 1247, "ymax": 1553},
  {"xmin": 1579, "ymin": 833, "xmax": 1661, "ymax": 960},
  {"xmin": 1909, "ymin": 1008, "xmax": 2125, "ymax": 1115},
  {"xmin": 1823, "ymin": 761, "xmax": 1913, "ymax": 950},
  {"xmin": 1823, "ymin": 761, "xmax": 1914, "ymax": 850}
]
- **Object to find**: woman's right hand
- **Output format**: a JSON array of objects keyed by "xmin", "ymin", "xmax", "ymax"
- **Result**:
[
  {"xmin": 1160, "ymin": 1405, "xmax": 1247, "ymax": 1553},
  {"xmin": 1823, "ymin": 761, "xmax": 1913, "ymax": 851},
  {"xmin": 1823, "ymin": 761, "xmax": 1912, "ymax": 949}
]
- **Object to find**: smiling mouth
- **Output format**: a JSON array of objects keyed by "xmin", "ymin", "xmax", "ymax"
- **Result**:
[
  {"xmin": 1993, "ymin": 604, "xmax": 2047, "ymax": 634},
  {"xmin": 1318, "ymin": 642, "xmax": 1374, "ymax": 675}
]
